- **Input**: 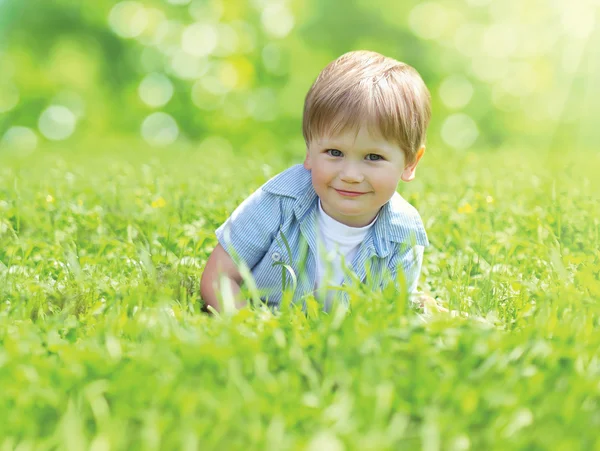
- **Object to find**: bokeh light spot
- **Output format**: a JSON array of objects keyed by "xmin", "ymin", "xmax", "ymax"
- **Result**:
[
  {"xmin": 189, "ymin": 0, "xmax": 224, "ymax": 22},
  {"xmin": 38, "ymin": 106, "xmax": 77, "ymax": 141},
  {"xmin": 141, "ymin": 112, "xmax": 179, "ymax": 146},
  {"xmin": 441, "ymin": 113, "xmax": 479, "ymax": 150},
  {"xmin": 108, "ymin": 2, "xmax": 148, "ymax": 39},
  {"xmin": 181, "ymin": 23, "xmax": 217, "ymax": 57},
  {"xmin": 0, "ymin": 81, "xmax": 19, "ymax": 113},
  {"xmin": 454, "ymin": 23, "xmax": 485, "ymax": 57},
  {"xmin": 138, "ymin": 73, "xmax": 174, "ymax": 107},
  {"xmin": 213, "ymin": 24, "xmax": 240, "ymax": 57},
  {"xmin": 169, "ymin": 51, "xmax": 209, "ymax": 80},
  {"xmin": 482, "ymin": 24, "xmax": 517, "ymax": 58},
  {"xmin": 439, "ymin": 75, "xmax": 474, "ymax": 109},
  {"xmin": 471, "ymin": 57, "xmax": 507, "ymax": 82},
  {"xmin": 154, "ymin": 20, "xmax": 185, "ymax": 55},
  {"xmin": 262, "ymin": 44, "xmax": 287, "ymax": 75},
  {"xmin": 1, "ymin": 127, "xmax": 38, "ymax": 152},
  {"xmin": 261, "ymin": 4, "xmax": 294, "ymax": 38},
  {"xmin": 409, "ymin": 2, "xmax": 447, "ymax": 40},
  {"xmin": 200, "ymin": 74, "xmax": 229, "ymax": 95},
  {"xmin": 136, "ymin": 8, "xmax": 167, "ymax": 46}
]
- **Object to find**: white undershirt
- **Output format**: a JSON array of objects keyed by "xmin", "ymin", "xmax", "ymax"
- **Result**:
[{"xmin": 315, "ymin": 199, "xmax": 378, "ymax": 309}]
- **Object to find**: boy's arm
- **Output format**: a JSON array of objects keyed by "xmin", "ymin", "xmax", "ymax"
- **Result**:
[
  {"xmin": 200, "ymin": 243, "xmax": 246, "ymax": 313},
  {"xmin": 385, "ymin": 244, "xmax": 426, "ymax": 304},
  {"xmin": 391, "ymin": 244, "xmax": 425, "ymax": 295},
  {"xmin": 202, "ymin": 186, "xmax": 283, "ymax": 312}
]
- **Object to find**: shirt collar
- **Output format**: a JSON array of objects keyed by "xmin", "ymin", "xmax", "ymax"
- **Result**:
[{"xmin": 262, "ymin": 164, "xmax": 428, "ymax": 258}]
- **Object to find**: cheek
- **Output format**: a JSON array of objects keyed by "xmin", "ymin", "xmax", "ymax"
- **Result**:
[
  {"xmin": 312, "ymin": 163, "xmax": 333, "ymax": 183},
  {"xmin": 311, "ymin": 167, "xmax": 330, "ymax": 191},
  {"xmin": 370, "ymin": 170, "xmax": 400, "ymax": 193}
]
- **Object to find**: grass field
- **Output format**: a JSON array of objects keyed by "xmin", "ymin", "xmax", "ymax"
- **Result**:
[{"xmin": 1, "ymin": 142, "xmax": 599, "ymax": 450}]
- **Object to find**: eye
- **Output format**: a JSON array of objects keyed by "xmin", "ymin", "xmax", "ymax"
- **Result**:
[
  {"xmin": 366, "ymin": 154, "xmax": 384, "ymax": 161},
  {"xmin": 326, "ymin": 149, "xmax": 343, "ymax": 157}
]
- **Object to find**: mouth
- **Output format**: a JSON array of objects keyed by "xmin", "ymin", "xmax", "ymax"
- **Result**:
[{"xmin": 334, "ymin": 188, "xmax": 367, "ymax": 197}]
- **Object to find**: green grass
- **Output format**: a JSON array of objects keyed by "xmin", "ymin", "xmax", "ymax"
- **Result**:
[{"xmin": 0, "ymin": 142, "xmax": 599, "ymax": 450}]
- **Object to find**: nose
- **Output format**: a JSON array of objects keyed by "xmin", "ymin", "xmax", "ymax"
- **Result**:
[{"xmin": 339, "ymin": 162, "xmax": 364, "ymax": 183}]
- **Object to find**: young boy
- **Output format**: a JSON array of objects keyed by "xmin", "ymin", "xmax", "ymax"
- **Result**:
[{"xmin": 200, "ymin": 50, "xmax": 431, "ymax": 313}]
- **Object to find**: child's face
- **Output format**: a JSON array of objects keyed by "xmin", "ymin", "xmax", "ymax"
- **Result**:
[{"xmin": 304, "ymin": 124, "xmax": 424, "ymax": 227}]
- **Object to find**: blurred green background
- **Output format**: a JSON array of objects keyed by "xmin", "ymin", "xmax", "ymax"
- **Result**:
[{"xmin": 0, "ymin": 0, "xmax": 598, "ymax": 156}]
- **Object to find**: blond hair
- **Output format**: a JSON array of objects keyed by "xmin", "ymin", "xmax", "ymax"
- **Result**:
[{"xmin": 302, "ymin": 50, "xmax": 431, "ymax": 165}]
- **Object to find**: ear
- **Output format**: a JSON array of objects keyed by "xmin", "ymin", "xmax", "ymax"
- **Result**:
[
  {"xmin": 303, "ymin": 149, "xmax": 312, "ymax": 170},
  {"xmin": 401, "ymin": 145, "xmax": 425, "ymax": 182}
]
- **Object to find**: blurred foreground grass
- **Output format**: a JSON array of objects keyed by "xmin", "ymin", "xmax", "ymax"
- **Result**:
[{"xmin": 0, "ymin": 142, "xmax": 599, "ymax": 449}]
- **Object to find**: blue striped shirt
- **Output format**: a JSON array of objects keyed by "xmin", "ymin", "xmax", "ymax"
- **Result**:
[{"xmin": 216, "ymin": 164, "xmax": 429, "ymax": 309}]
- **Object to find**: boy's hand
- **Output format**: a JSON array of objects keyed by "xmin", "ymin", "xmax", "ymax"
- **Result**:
[
  {"xmin": 411, "ymin": 293, "xmax": 449, "ymax": 313},
  {"xmin": 200, "ymin": 243, "xmax": 245, "ymax": 314}
]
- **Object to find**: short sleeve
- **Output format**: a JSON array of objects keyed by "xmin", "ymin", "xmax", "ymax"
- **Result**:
[
  {"xmin": 215, "ymin": 188, "xmax": 282, "ymax": 269},
  {"xmin": 387, "ymin": 244, "xmax": 425, "ymax": 295}
]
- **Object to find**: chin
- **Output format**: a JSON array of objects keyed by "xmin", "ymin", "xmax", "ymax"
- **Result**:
[{"xmin": 337, "ymin": 207, "xmax": 366, "ymax": 217}]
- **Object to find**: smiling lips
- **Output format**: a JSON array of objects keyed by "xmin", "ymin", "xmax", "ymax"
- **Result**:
[{"xmin": 334, "ymin": 188, "xmax": 367, "ymax": 197}]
